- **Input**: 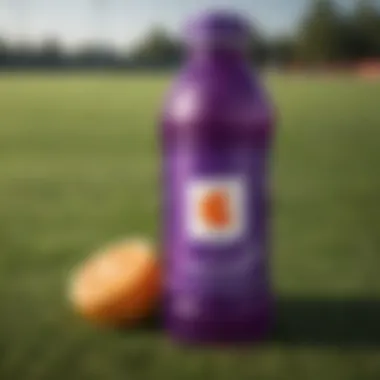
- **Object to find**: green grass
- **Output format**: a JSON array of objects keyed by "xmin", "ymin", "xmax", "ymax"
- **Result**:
[{"xmin": 0, "ymin": 72, "xmax": 379, "ymax": 379}]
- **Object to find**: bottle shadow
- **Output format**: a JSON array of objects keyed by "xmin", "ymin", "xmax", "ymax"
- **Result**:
[
  {"xmin": 125, "ymin": 297, "xmax": 380, "ymax": 348},
  {"xmin": 273, "ymin": 297, "xmax": 380, "ymax": 348}
]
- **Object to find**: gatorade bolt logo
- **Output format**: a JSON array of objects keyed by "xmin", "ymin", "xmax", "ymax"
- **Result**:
[
  {"xmin": 186, "ymin": 177, "xmax": 246, "ymax": 243},
  {"xmin": 199, "ymin": 189, "xmax": 231, "ymax": 229}
]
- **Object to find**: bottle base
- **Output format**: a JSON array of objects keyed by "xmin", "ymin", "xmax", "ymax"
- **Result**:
[{"xmin": 166, "ymin": 314, "xmax": 273, "ymax": 346}]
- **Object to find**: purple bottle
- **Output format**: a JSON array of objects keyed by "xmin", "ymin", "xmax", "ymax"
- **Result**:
[{"xmin": 161, "ymin": 10, "xmax": 275, "ymax": 344}]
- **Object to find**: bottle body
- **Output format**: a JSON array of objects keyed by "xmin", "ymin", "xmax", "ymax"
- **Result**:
[{"xmin": 161, "ymin": 17, "xmax": 275, "ymax": 344}]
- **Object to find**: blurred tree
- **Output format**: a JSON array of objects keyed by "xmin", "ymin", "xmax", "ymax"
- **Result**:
[
  {"xmin": 130, "ymin": 26, "xmax": 182, "ymax": 67},
  {"xmin": 0, "ymin": 37, "xmax": 9, "ymax": 66},
  {"xmin": 73, "ymin": 44, "xmax": 100, "ymax": 67},
  {"xmin": 11, "ymin": 42, "xmax": 36, "ymax": 67},
  {"xmin": 39, "ymin": 37, "xmax": 64, "ymax": 67},
  {"xmin": 268, "ymin": 37, "xmax": 296, "ymax": 67},
  {"xmin": 296, "ymin": 0, "xmax": 347, "ymax": 63},
  {"xmin": 248, "ymin": 30, "xmax": 270, "ymax": 67},
  {"xmin": 352, "ymin": 0, "xmax": 380, "ymax": 58}
]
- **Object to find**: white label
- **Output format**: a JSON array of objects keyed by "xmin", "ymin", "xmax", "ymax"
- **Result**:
[{"xmin": 185, "ymin": 176, "xmax": 246, "ymax": 244}]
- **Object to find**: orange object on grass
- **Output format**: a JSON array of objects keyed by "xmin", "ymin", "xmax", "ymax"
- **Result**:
[
  {"xmin": 69, "ymin": 238, "xmax": 161, "ymax": 326},
  {"xmin": 199, "ymin": 190, "xmax": 231, "ymax": 228}
]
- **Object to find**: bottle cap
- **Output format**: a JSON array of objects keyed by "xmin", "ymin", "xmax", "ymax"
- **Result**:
[{"xmin": 184, "ymin": 10, "xmax": 251, "ymax": 50}]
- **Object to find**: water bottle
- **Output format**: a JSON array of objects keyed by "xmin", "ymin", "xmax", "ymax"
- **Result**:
[{"xmin": 161, "ymin": 10, "xmax": 275, "ymax": 344}]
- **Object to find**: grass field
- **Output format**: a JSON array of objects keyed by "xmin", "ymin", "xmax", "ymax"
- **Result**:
[{"xmin": 0, "ymin": 72, "xmax": 379, "ymax": 380}]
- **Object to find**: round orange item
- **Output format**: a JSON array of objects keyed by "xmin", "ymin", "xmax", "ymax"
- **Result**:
[{"xmin": 69, "ymin": 238, "xmax": 161, "ymax": 326}]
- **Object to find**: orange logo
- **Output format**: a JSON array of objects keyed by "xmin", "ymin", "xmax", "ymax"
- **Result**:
[{"xmin": 198, "ymin": 190, "xmax": 232, "ymax": 229}]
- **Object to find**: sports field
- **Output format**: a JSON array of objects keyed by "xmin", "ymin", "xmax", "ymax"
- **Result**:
[{"xmin": 0, "ymin": 73, "xmax": 379, "ymax": 379}]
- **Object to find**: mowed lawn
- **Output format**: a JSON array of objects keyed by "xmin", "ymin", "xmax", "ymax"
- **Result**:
[{"xmin": 0, "ymin": 72, "xmax": 379, "ymax": 380}]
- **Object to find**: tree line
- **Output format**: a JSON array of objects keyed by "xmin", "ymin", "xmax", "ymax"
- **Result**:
[{"xmin": 0, "ymin": 0, "xmax": 380, "ymax": 69}]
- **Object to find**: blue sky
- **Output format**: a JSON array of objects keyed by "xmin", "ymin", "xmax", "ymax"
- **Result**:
[{"xmin": 0, "ymin": 0, "xmax": 358, "ymax": 51}]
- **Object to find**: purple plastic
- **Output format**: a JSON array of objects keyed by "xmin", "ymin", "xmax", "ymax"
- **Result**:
[
  {"xmin": 183, "ymin": 10, "xmax": 252, "ymax": 50},
  {"xmin": 161, "ymin": 11, "xmax": 275, "ymax": 345}
]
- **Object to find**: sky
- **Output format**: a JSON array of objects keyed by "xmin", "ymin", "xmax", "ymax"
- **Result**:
[{"xmin": 0, "ymin": 0, "xmax": 359, "ymax": 51}]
